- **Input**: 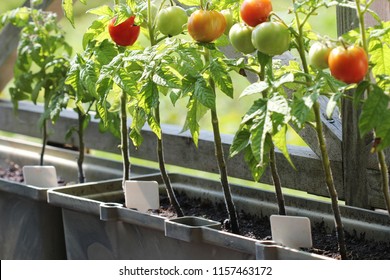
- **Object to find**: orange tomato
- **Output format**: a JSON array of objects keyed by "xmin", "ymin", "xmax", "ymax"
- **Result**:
[
  {"xmin": 187, "ymin": 10, "xmax": 226, "ymax": 43},
  {"xmin": 328, "ymin": 45, "xmax": 368, "ymax": 84}
]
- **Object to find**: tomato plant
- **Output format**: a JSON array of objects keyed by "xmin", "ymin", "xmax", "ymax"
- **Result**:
[
  {"xmin": 108, "ymin": 16, "xmax": 140, "ymax": 47},
  {"xmin": 156, "ymin": 6, "xmax": 188, "ymax": 37},
  {"xmin": 240, "ymin": 0, "xmax": 272, "ymax": 27},
  {"xmin": 229, "ymin": 23, "xmax": 255, "ymax": 54},
  {"xmin": 251, "ymin": 22, "xmax": 290, "ymax": 56},
  {"xmin": 187, "ymin": 9, "xmax": 226, "ymax": 43},
  {"xmin": 328, "ymin": 44, "xmax": 368, "ymax": 84},
  {"xmin": 308, "ymin": 42, "xmax": 332, "ymax": 69}
]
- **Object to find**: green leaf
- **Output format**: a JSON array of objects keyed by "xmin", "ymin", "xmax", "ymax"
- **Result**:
[
  {"xmin": 80, "ymin": 62, "xmax": 98, "ymax": 99},
  {"xmin": 250, "ymin": 113, "xmax": 271, "ymax": 165},
  {"xmin": 230, "ymin": 128, "xmax": 250, "ymax": 158},
  {"xmin": 240, "ymin": 81, "xmax": 270, "ymax": 98},
  {"xmin": 175, "ymin": 0, "xmax": 199, "ymax": 6},
  {"xmin": 83, "ymin": 18, "xmax": 110, "ymax": 49},
  {"xmin": 359, "ymin": 86, "xmax": 390, "ymax": 136},
  {"xmin": 62, "ymin": 0, "xmax": 75, "ymax": 28},
  {"xmin": 291, "ymin": 90, "xmax": 319, "ymax": 129},
  {"xmin": 326, "ymin": 92, "xmax": 342, "ymax": 119},
  {"xmin": 244, "ymin": 146, "xmax": 267, "ymax": 182},
  {"xmin": 147, "ymin": 114, "xmax": 162, "ymax": 139},
  {"xmin": 182, "ymin": 97, "xmax": 208, "ymax": 147},
  {"xmin": 369, "ymin": 23, "xmax": 390, "ymax": 81},
  {"xmin": 272, "ymin": 125, "xmax": 295, "ymax": 169},
  {"xmin": 138, "ymin": 80, "xmax": 159, "ymax": 112},
  {"xmin": 87, "ymin": 5, "xmax": 113, "ymax": 17},
  {"xmin": 376, "ymin": 109, "xmax": 390, "ymax": 151},
  {"xmin": 194, "ymin": 78, "xmax": 216, "ymax": 110},
  {"xmin": 241, "ymin": 99, "xmax": 267, "ymax": 124},
  {"xmin": 94, "ymin": 40, "xmax": 119, "ymax": 66},
  {"xmin": 210, "ymin": 58, "xmax": 234, "ymax": 98}
]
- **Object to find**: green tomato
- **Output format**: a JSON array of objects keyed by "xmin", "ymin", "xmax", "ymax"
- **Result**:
[
  {"xmin": 156, "ymin": 6, "xmax": 188, "ymax": 36},
  {"xmin": 251, "ymin": 22, "xmax": 291, "ymax": 56},
  {"xmin": 221, "ymin": 9, "xmax": 234, "ymax": 35},
  {"xmin": 229, "ymin": 23, "xmax": 255, "ymax": 54},
  {"xmin": 309, "ymin": 42, "xmax": 332, "ymax": 69}
]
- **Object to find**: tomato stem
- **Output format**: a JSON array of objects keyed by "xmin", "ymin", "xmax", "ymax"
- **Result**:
[
  {"xmin": 256, "ymin": 51, "xmax": 286, "ymax": 216},
  {"xmin": 378, "ymin": 150, "xmax": 390, "ymax": 215},
  {"xmin": 204, "ymin": 47, "xmax": 240, "ymax": 234},
  {"xmin": 292, "ymin": 0, "xmax": 347, "ymax": 260},
  {"xmin": 147, "ymin": 0, "xmax": 184, "ymax": 217},
  {"xmin": 120, "ymin": 89, "xmax": 130, "ymax": 186},
  {"xmin": 77, "ymin": 108, "xmax": 86, "ymax": 184}
]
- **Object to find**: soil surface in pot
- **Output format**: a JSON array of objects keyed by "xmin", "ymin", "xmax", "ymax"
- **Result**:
[{"xmin": 156, "ymin": 193, "xmax": 390, "ymax": 260}]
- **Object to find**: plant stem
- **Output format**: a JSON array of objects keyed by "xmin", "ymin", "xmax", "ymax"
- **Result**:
[
  {"xmin": 378, "ymin": 150, "xmax": 390, "ymax": 215},
  {"xmin": 292, "ymin": 0, "xmax": 347, "ymax": 259},
  {"xmin": 313, "ymin": 102, "xmax": 347, "ymax": 259},
  {"xmin": 258, "ymin": 53, "xmax": 286, "ymax": 216},
  {"xmin": 40, "ymin": 119, "xmax": 47, "ymax": 166},
  {"xmin": 77, "ymin": 108, "xmax": 86, "ymax": 184},
  {"xmin": 147, "ymin": 0, "xmax": 183, "ymax": 216},
  {"xmin": 205, "ymin": 47, "xmax": 239, "ymax": 234},
  {"xmin": 269, "ymin": 145, "xmax": 286, "ymax": 215},
  {"xmin": 120, "ymin": 90, "xmax": 130, "ymax": 186},
  {"xmin": 40, "ymin": 90, "xmax": 49, "ymax": 166},
  {"xmin": 156, "ymin": 105, "xmax": 184, "ymax": 216}
]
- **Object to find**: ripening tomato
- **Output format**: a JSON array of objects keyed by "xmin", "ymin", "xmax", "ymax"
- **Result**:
[
  {"xmin": 309, "ymin": 42, "xmax": 332, "ymax": 69},
  {"xmin": 108, "ymin": 16, "xmax": 140, "ymax": 47},
  {"xmin": 187, "ymin": 9, "xmax": 226, "ymax": 43},
  {"xmin": 240, "ymin": 0, "xmax": 273, "ymax": 27},
  {"xmin": 328, "ymin": 45, "xmax": 368, "ymax": 84}
]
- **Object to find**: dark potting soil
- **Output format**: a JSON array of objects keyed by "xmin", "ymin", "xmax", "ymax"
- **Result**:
[
  {"xmin": 156, "ymin": 193, "xmax": 390, "ymax": 260},
  {"xmin": 2, "ymin": 161, "xmax": 389, "ymax": 260}
]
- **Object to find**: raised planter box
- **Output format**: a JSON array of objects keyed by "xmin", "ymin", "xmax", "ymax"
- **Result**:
[
  {"xmin": 0, "ymin": 137, "xmax": 157, "ymax": 259},
  {"xmin": 47, "ymin": 173, "xmax": 341, "ymax": 260}
]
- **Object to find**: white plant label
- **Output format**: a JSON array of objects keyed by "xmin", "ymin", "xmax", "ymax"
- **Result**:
[
  {"xmin": 124, "ymin": 181, "xmax": 159, "ymax": 212},
  {"xmin": 23, "ymin": 165, "xmax": 58, "ymax": 188},
  {"xmin": 270, "ymin": 215, "xmax": 313, "ymax": 249}
]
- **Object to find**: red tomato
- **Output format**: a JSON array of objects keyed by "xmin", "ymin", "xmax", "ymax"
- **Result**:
[
  {"xmin": 240, "ymin": 0, "xmax": 273, "ymax": 27},
  {"xmin": 328, "ymin": 45, "xmax": 368, "ymax": 84},
  {"xmin": 108, "ymin": 16, "xmax": 140, "ymax": 47},
  {"xmin": 187, "ymin": 10, "xmax": 226, "ymax": 43}
]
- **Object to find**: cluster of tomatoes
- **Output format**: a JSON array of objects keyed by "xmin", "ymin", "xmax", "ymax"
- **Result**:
[
  {"xmin": 309, "ymin": 41, "xmax": 368, "ymax": 84},
  {"xmin": 230, "ymin": 0, "xmax": 290, "ymax": 56},
  {"xmin": 107, "ymin": 0, "xmax": 368, "ymax": 85}
]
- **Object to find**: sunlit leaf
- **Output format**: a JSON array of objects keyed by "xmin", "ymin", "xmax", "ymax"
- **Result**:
[
  {"xmin": 359, "ymin": 86, "xmax": 390, "ymax": 136},
  {"xmin": 62, "ymin": 0, "xmax": 75, "ymax": 27}
]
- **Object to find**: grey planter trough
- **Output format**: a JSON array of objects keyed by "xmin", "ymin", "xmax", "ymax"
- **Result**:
[
  {"xmin": 47, "ymin": 173, "xmax": 337, "ymax": 260},
  {"xmin": 0, "ymin": 137, "xmax": 156, "ymax": 259}
]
